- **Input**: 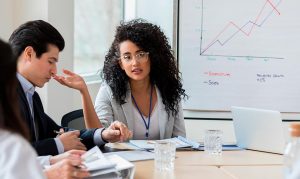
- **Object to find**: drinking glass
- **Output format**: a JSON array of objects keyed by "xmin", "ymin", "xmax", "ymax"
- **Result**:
[
  {"xmin": 204, "ymin": 129, "xmax": 222, "ymax": 155},
  {"xmin": 154, "ymin": 141, "xmax": 176, "ymax": 171}
]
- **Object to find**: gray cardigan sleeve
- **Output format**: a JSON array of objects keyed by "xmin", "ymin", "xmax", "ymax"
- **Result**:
[{"xmin": 94, "ymin": 83, "xmax": 114, "ymax": 127}]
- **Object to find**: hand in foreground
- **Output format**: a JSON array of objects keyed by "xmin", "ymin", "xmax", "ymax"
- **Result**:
[
  {"xmin": 58, "ymin": 130, "xmax": 87, "ymax": 151},
  {"xmin": 44, "ymin": 158, "xmax": 90, "ymax": 179},
  {"xmin": 53, "ymin": 69, "xmax": 87, "ymax": 92},
  {"xmin": 50, "ymin": 150, "xmax": 86, "ymax": 165},
  {"xmin": 102, "ymin": 121, "xmax": 132, "ymax": 143}
]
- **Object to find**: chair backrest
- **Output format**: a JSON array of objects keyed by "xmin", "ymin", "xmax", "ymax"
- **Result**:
[{"xmin": 61, "ymin": 109, "xmax": 86, "ymax": 130}]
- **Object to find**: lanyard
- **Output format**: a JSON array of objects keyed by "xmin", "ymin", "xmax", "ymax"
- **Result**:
[{"xmin": 131, "ymin": 85, "xmax": 153, "ymax": 138}]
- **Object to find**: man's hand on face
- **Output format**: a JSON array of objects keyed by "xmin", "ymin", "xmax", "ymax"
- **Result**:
[{"xmin": 101, "ymin": 121, "xmax": 132, "ymax": 143}]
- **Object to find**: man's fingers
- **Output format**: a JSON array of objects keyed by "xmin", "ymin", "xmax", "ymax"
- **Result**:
[
  {"xmin": 67, "ymin": 130, "xmax": 80, "ymax": 136},
  {"xmin": 76, "ymin": 145, "xmax": 87, "ymax": 151},
  {"xmin": 73, "ymin": 144, "xmax": 87, "ymax": 151},
  {"xmin": 75, "ymin": 141, "xmax": 87, "ymax": 150}
]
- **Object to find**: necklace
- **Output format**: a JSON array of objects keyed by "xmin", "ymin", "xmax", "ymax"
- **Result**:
[{"xmin": 131, "ymin": 85, "xmax": 153, "ymax": 138}]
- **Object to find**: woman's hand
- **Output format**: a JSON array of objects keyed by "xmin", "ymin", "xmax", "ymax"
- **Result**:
[{"xmin": 53, "ymin": 69, "xmax": 87, "ymax": 93}]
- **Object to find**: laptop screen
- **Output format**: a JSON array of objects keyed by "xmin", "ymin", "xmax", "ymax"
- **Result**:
[{"xmin": 231, "ymin": 106, "xmax": 285, "ymax": 154}]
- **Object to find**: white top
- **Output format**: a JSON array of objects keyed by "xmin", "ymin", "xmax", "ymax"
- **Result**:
[
  {"xmin": 132, "ymin": 102, "xmax": 160, "ymax": 140},
  {"xmin": 0, "ymin": 130, "xmax": 45, "ymax": 179}
]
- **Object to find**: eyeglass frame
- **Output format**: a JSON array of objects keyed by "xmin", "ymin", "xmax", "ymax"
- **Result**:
[{"xmin": 119, "ymin": 51, "xmax": 150, "ymax": 64}]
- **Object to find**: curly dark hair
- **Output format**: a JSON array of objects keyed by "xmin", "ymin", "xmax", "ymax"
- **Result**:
[{"xmin": 102, "ymin": 19, "xmax": 187, "ymax": 116}]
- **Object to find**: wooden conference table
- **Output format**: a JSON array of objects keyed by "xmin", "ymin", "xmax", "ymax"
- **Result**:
[{"xmin": 132, "ymin": 150, "xmax": 284, "ymax": 179}]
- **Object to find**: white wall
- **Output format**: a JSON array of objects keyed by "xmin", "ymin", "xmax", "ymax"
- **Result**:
[
  {"xmin": 1, "ymin": 0, "xmax": 294, "ymax": 144},
  {"xmin": 0, "ymin": 0, "xmax": 251, "ymax": 143},
  {"xmin": 0, "ymin": 0, "xmax": 14, "ymax": 41},
  {"xmin": 0, "ymin": 0, "xmax": 78, "ymax": 123},
  {"xmin": 46, "ymin": 0, "xmax": 75, "ymax": 121}
]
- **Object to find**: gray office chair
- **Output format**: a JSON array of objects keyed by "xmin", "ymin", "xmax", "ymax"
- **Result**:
[{"xmin": 61, "ymin": 109, "xmax": 86, "ymax": 130}]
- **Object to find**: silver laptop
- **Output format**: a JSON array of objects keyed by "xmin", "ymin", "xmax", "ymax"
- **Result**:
[{"xmin": 231, "ymin": 106, "xmax": 285, "ymax": 154}]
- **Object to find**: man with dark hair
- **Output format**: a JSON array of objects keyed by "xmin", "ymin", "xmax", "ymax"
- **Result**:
[{"xmin": 9, "ymin": 20, "xmax": 131, "ymax": 156}]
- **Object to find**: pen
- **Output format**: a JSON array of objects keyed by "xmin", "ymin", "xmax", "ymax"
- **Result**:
[
  {"xmin": 53, "ymin": 130, "xmax": 83, "ymax": 140},
  {"xmin": 53, "ymin": 130, "xmax": 64, "ymax": 135},
  {"xmin": 147, "ymin": 140, "xmax": 156, "ymax": 144}
]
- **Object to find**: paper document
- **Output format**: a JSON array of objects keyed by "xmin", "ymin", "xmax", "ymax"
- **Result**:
[
  {"xmin": 105, "ymin": 150, "xmax": 155, "ymax": 162},
  {"xmin": 89, "ymin": 154, "xmax": 135, "ymax": 178},
  {"xmin": 129, "ymin": 137, "xmax": 192, "ymax": 150},
  {"xmin": 81, "ymin": 146, "xmax": 135, "ymax": 178},
  {"xmin": 105, "ymin": 142, "xmax": 140, "ymax": 150},
  {"xmin": 129, "ymin": 136, "xmax": 243, "ymax": 151},
  {"xmin": 82, "ymin": 146, "xmax": 116, "ymax": 171}
]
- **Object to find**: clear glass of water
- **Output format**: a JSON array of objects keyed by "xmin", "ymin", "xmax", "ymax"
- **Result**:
[
  {"xmin": 154, "ymin": 141, "xmax": 176, "ymax": 171},
  {"xmin": 204, "ymin": 129, "xmax": 223, "ymax": 155}
]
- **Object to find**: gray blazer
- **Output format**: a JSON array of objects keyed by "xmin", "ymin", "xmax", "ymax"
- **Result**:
[{"xmin": 95, "ymin": 83, "xmax": 186, "ymax": 139}]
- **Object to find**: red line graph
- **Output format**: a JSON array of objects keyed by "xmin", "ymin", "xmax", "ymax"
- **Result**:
[{"xmin": 201, "ymin": 0, "xmax": 282, "ymax": 54}]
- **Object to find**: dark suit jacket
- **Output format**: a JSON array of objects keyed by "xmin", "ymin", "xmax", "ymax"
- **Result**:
[{"xmin": 17, "ymin": 82, "xmax": 99, "ymax": 156}]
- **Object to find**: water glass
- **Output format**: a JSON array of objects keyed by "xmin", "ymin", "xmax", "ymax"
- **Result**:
[
  {"xmin": 204, "ymin": 129, "xmax": 222, "ymax": 155},
  {"xmin": 154, "ymin": 141, "xmax": 176, "ymax": 171}
]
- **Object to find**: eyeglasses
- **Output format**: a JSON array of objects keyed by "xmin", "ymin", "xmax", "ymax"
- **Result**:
[{"xmin": 120, "ymin": 51, "xmax": 149, "ymax": 64}]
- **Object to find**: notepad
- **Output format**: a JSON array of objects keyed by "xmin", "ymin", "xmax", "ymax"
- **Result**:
[{"xmin": 81, "ymin": 146, "xmax": 135, "ymax": 178}]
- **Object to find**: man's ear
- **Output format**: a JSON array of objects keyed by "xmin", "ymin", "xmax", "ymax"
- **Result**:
[{"xmin": 23, "ymin": 46, "xmax": 35, "ymax": 61}]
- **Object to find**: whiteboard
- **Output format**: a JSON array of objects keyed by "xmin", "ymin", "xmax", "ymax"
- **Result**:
[{"xmin": 178, "ymin": 0, "xmax": 300, "ymax": 112}]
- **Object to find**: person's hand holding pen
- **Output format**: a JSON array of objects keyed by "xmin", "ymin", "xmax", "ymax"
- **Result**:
[
  {"xmin": 54, "ymin": 128, "xmax": 65, "ymax": 137},
  {"xmin": 102, "ymin": 121, "xmax": 132, "ymax": 143},
  {"xmin": 56, "ymin": 129, "xmax": 87, "ymax": 151}
]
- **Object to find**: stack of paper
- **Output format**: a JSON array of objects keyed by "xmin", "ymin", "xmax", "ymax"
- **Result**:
[
  {"xmin": 82, "ymin": 146, "xmax": 135, "ymax": 179},
  {"xmin": 105, "ymin": 150, "xmax": 155, "ymax": 162}
]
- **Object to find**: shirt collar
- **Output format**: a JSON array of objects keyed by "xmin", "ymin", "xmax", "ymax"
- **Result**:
[{"xmin": 17, "ymin": 73, "xmax": 35, "ymax": 96}]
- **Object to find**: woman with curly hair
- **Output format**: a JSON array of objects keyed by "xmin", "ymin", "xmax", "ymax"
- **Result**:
[{"xmin": 94, "ymin": 19, "xmax": 187, "ymax": 140}]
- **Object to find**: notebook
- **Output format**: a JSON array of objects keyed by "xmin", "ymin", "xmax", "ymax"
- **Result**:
[
  {"xmin": 129, "ymin": 137, "xmax": 193, "ymax": 150},
  {"xmin": 129, "ymin": 136, "xmax": 241, "ymax": 151},
  {"xmin": 231, "ymin": 106, "xmax": 286, "ymax": 154}
]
